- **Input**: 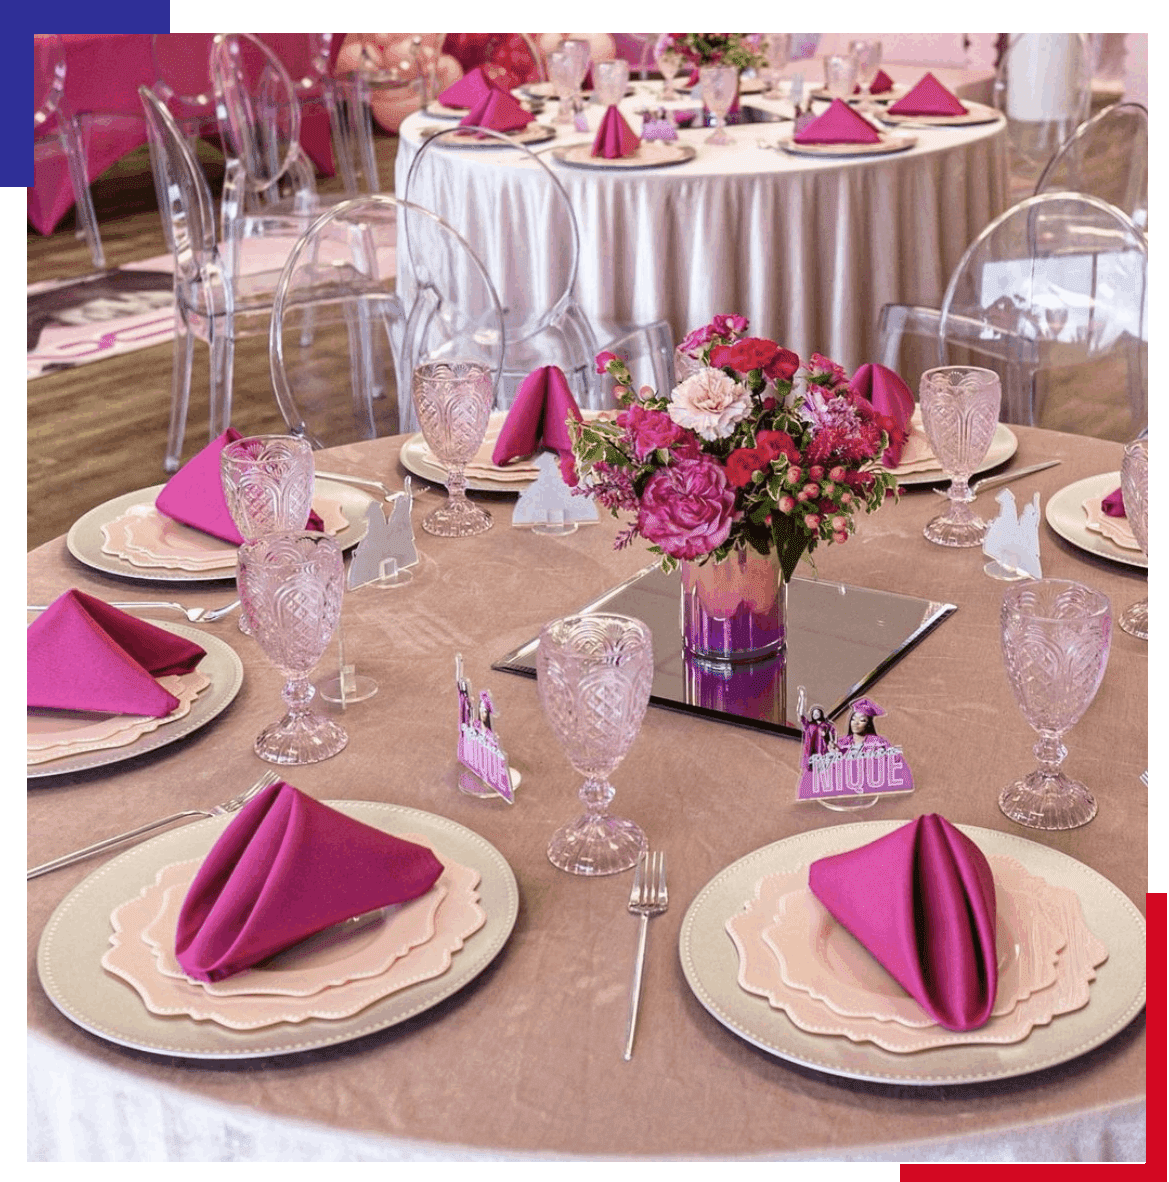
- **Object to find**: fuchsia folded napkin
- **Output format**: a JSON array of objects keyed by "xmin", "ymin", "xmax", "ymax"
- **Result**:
[
  {"xmin": 155, "ymin": 428, "xmax": 322, "ymax": 544},
  {"xmin": 437, "ymin": 66, "xmax": 501, "ymax": 109},
  {"xmin": 808, "ymin": 814, "xmax": 998, "ymax": 1031},
  {"xmin": 492, "ymin": 365, "xmax": 583, "ymax": 466},
  {"xmin": 855, "ymin": 68, "xmax": 894, "ymax": 95},
  {"xmin": 459, "ymin": 88, "xmax": 534, "ymax": 134},
  {"xmin": 1102, "ymin": 487, "xmax": 1126, "ymax": 517},
  {"xmin": 591, "ymin": 104, "xmax": 640, "ymax": 158},
  {"xmin": 28, "ymin": 589, "xmax": 206, "ymax": 717},
  {"xmin": 793, "ymin": 98, "xmax": 880, "ymax": 144},
  {"xmin": 849, "ymin": 362, "xmax": 915, "ymax": 467},
  {"xmin": 887, "ymin": 71, "xmax": 967, "ymax": 116},
  {"xmin": 176, "ymin": 782, "xmax": 445, "ymax": 982}
]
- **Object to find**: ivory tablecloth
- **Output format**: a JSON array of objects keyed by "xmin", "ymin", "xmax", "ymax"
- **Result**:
[
  {"xmin": 27, "ymin": 428, "xmax": 1146, "ymax": 1161},
  {"xmin": 396, "ymin": 71, "xmax": 1007, "ymax": 373}
]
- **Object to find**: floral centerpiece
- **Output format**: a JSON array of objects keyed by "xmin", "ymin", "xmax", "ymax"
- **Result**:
[
  {"xmin": 655, "ymin": 33, "xmax": 765, "ymax": 72},
  {"xmin": 567, "ymin": 316, "xmax": 901, "ymax": 662}
]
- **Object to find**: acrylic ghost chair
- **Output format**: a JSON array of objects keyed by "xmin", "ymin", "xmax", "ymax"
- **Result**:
[
  {"xmin": 269, "ymin": 194, "xmax": 504, "ymax": 448},
  {"xmin": 876, "ymin": 191, "xmax": 1148, "ymax": 441},
  {"xmin": 139, "ymin": 85, "xmax": 311, "ymax": 472},
  {"xmin": 34, "ymin": 34, "xmax": 105, "ymax": 270},
  {"xmin": 1035, "ymin": 102, "xmax": 1148, "ymax": 234},
  {"xmin": 150, "ymin": 33, "xmax": 221, "ymax": 147},
  {"xmin": 401, "ymin": 124, "xmax": 674, "ymax": 411}
]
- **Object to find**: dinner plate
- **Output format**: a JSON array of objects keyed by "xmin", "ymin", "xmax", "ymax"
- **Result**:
[
  {"xmin": 1045, "ymin": 472, "xmax": 1148, "ymax": 570},
  {"xmin": 679, "ymin": 820, "xmax": 1145, "ymax": 1085},
  {"xmin": 811, "ymin": 84, "xmax": 911, "ymax": 105},
  {"xmin": 891, "ymin": 422, "xmax": 1018, "ymax": 486},
  {"xmin": 549, "ymin": 142, "xmax": 697, "ymax": 170},
  {"xmin": 37, "ymin": 802, "xmax": 519, "ymax": 1059},
  {"xmin": 778, "ymin": 134, "xmax": 917, "ymax": 159},
  {"xmin": 66, "ymin": 479, "xmax": 374, "ymax": 584},
  {"xmin": 422, "ymin": 101, "xmax": 475, "ymax": 120},
  {"xmin": 27, "ymin": 622, "xmax": 243, "ymax": 780},
  {"xmin": 418, "ymin": 123, "xmax": 556, "ymax": 148},
  {"xmin": 879, "ymin": 101, "xmax": 1002, "ymax": 127}
]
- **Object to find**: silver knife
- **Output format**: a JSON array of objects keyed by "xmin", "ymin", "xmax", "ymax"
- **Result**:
[{"xmin": 932, "ymin": 460, "xmax": 1061, "ymax": 498}]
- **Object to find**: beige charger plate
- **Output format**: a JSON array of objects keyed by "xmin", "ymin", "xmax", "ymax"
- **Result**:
[
  {"xmin": 679, "ymin": 820, "xmax": 1145, "ymax": 1085},
  {"xmin": 891, "ymin": 422, "xmax": 1018, "ymax": 486},
  {"xmin": 879, "ymin": 101, "xmax": 1002, "ymax": 127},
  {"xmin": 779, "ymin": 133, "xmax": 917, "ymax": 159},
  {"xmin": 1045, "ymin": 472, "xmax": 1147, "ymax": 571},
  {"xmin": 550, "ymin": 141, "xmax": 697, "ymax": 170},
  {"xmin": 66, "ymin": 479, "xmax": 375, "ymax": 584},
  {"xmin": 27, "ymin": 622, "xmax": 243, "ymax": 780},
  {"xmin": 37, "ymin": 802, "xmax": 519, "ymax": 1059}
]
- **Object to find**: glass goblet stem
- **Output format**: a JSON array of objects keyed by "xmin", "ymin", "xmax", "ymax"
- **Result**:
[
  {"xmin": 1032, "ymin": 730, "xmax": 1068, "ymax": 775},
  {"xmin": 580, "ymin": 774, "xmax": 615, "ymax": 814}
]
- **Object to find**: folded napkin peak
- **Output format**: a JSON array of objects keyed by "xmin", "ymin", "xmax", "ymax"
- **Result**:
[
  {"xmin": 459, "ymin": 88, "xmax": 534, "ymax": 135},
  {"xmin": 793, "ymin": 97, "xmax": 881, "ymax": 145},
  {"xmin": 849, "ymin": 362, "xmax": 915, "ymax": 467},
  {"xmin": 591, "ymin": 104, "xmax": 640, "ymax": 159},
  {"xmin": 887, "ymin": 71, "xmax": 967, "ymax": 116},
  {"xmin": 27, "ymin": 589, "xmax": 205, "ymax": 717},
  {"xmin": 155, "ymin": 428, "xmax": 247, "ymax": 545},
  {"xmin": 176, "ymin": 782, "xmax": 445, "ymax": 982},
  {"xmin": 437, "ymin": 66, "xmax": 502, "ymax": 109},
  {"xmin": 855, "ymin": 69, "xmax": 894, "ymax": 95},
  {"xmin": 1102, "ymin": 487, "xmax": 1126, "ymax": 517},
  {"xmin": 492, "ymin": 365, "xmax": 583, "ymax": 466},
  {"xmin": 808, "ymin": 814, "xmax": 998, "ymax": 1031}
]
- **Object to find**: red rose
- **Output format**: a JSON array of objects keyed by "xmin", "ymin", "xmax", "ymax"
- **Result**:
[
  {"xmin": 755, "ymin": 429, "xmax": 801, "ymax": 465},
  {"xmin": 726, "ymin": 447, "xmax": 766, "ymax": 488}
]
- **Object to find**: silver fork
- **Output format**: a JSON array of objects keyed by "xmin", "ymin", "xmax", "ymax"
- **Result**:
[
  {"xmin": 623, "ymin": 848, "xmax": 668, "ymax": 1061},
  {"xmin": 27, "ymin": 599, "xmax": 241, "ymax": 624},
  {"xmin": 27, "ymin": 770, "xmax": 280, "ymax": 879}
]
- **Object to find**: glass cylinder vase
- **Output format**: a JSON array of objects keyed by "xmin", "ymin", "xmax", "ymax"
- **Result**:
[{"xmin": 680, "ymin": 545, "xmax": 786, "ymax": 663}]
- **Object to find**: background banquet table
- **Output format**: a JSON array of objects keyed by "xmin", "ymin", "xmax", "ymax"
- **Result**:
[
  {"xmin": 396, "ymin": 71, "xmax": 1007, "ymax": 374},
  {"xmin": 27, "ymin": 427, "xmax": 1145, "ymax": 1161}
]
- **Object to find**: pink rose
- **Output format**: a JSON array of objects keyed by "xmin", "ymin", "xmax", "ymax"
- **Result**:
[
  {"xmin": 637, "ymin": 456, "xmax": 737, "ymax": 560},
  {"xmin": 616, "ymin": 404, "xmax": 686, "ymax": 460},
  {"xmin": 595, "ymin": 350, "xmax": 619, "ymax": 374}
]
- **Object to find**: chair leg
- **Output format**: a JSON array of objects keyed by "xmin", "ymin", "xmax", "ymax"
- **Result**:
[
  {"xmin": 207, "ymin": 320, "xmax": 236, "ymax": 440},
  {"xmin": 166, "ymin": 314, "xmax": 194, "ymax": 473},
  {"xmin": 59, "ymin": 115, "xmax": 105, "ymax": 271}
]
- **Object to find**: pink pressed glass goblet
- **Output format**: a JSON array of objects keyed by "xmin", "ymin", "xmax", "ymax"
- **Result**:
[
  {"xmin": 537, "ymin": 613, "xmax": 653, "ymax": 875},
  {"xmin": 238, "ymin": 530, "xmax": 348, "ymax": 765},
  {"xmin": 919, "ymin": 366, "xmax": 1002, "ymax": 547},
  {"xmin": 1118, "ymin": 438, "xmax": 1148, "ymax": 639},
  {"xmin": 999, "ymin": 578, "xmax": 1111, "ymax": 830},
  {"xmin": 761, "ymin": 33, "xmax": 791, "ymax": 100},
  {"xmin": 822, "ymin": 53, "xmax": 859, "ymax": 100},
  {"xmin": 699, "ymin": 65, "xmax": 738, "ymax": 145},
  {"xmin": 654, "ymin": 38, "xmax": 683, "ymax": 100}
]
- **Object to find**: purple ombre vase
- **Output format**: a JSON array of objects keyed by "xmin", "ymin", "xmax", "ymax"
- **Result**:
[{"xmin": 679, "ymin": 545, "xmax": 786, "ymax": 663}]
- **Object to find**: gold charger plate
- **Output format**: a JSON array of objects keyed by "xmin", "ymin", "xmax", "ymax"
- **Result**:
[
  {"xmin": 27, "ymin": 622, "xmax": 243, "ymax": 780},
  {"xmin": 549, "ymin": 141, "xmax": 697, "ymax": 170},
  {"xmin": 419, "ymin": 123, "xmax": 556, "ymax": 148},
  {"xmin": 37, "ymin": 802, "xmax": 519, "ymax": 1059},
  {"xmin": 879, "ymin": 101, "xmax": 1002, "ymax": 127},
  {"xmin": 779, "ymin": 133, "xmax": 917, "ymax": 159},
  {"xmin": 679, "ymin": 820, "xmax": 1145, "ymax": 1085}
]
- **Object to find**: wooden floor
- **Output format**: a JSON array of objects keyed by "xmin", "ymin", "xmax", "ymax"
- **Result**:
[{"xmin": 26, "ymin": 116, "xmax": 1137, "ymax": 551}]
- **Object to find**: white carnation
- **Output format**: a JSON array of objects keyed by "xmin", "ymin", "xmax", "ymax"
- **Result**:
[{"xmin": 667, "ymin": 367, "xmax": 753, "ymax": 441}]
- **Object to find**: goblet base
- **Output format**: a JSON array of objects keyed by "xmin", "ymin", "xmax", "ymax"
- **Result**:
[
  {"xmin": 254, "ymin": 711, "xmax": 349, "ymax": 766},
  {"xmin": 317, "ymin": 674, "xmax": 379, "ymax": 705},
  {"xmin": 421, "ymin": 498, "xmax": 492, "ymax": 538},
  {"xmin": 923, "ymin": 512, "xmax": 988, "ymax": 548},
  {"xmin": 705, "ymin": 128, "xmax": 734, "ymax": 145},
  {"xmin": 999, "ymin": 770, "xmax": 1097, "ymax": 830},
  {"xmin": 547, "ymin": 812, "xmax": 645, "ymax": 876},
  {"xmin": 1119, "ymin": 598, "xmax": 1148, "ymax": 640}
]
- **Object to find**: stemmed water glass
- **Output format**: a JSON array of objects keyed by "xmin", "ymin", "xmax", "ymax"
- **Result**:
[
  {"xmin": 537, "ymin": 613, "xmax": 654, "ymax": 876},
  {"xmin": 548, "ymin": 50, "xmax": 576, "ymax": 124},
  {"xmin": 411, "ymin": 360, "xmax": 494, "ymax": 537},
  {"xmin": 221, "ymin": 434, "xmax": 316, "ymax": 633},
  {"xmin": 238, "ymin": 531, "xmax": 348, "ymax": 765},
  {"xmin": 561, "ymin": 37, "xmax": 591, "ymax": 115},
  {"xmin": 761, "ymin": 33, "xmax": 791, "ymax": 100},
  {"xmin": 919, "ymin": 366, "xmax": 1002, "ymax": 547},
  {"xmin": 999, "ymin": 579, "xmax": 1112, "ymax": 830},
  {"xmin": 850, "ymin": 39, "xmax": 883, "ymax": 113},
  {"xmin": 654, "ymin": 36, "xmax": 683, "ymax": 100},
  {"xmin": 593, "ymin": 59, "xmax": 629, "ymax": 107},
  {"xmin": 1118, "ymin": 438, "xmax": 1148, "ymax": 639},
  {"xmin": 699, "ymin": 65, "xmax": 738, "ymax": 145},
  {"xmin": 822, "ymin": 53, "xmax": 860, "ymax": 101}
]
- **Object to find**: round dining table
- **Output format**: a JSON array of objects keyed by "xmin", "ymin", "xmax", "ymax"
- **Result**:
[
  {"xmin": 27, "ymin": 426, "xmax": 1146, "ymax": 1161},
  {"xmin": 396, "ymin": 72, "xmax": 1008, "ymax": 375}
]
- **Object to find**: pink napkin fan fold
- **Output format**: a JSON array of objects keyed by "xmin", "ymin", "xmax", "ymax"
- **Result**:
[
  {"xmin": 793, "ymin": 98, "xmax": 880, "ymax": 144},
  {"xmin": 492, "ymin": 365, "xmax": 583, "ymax": 465},
  {"xmin": 591, "ymin": 104, "xmax": 641, "ymax": 158},
  {"xmin": 808, "ymin": 814, "xmax": 998, "ymax": 1031},
  {"xmin": 1102, "ymin": 488, "xmax": 1126, "ymax": 517},
  {"xmin": 849, "ymin": 362, "xmax": 915, "ymax": 467},
  {"xmin": 175, "ymin": 782, "xmax": 445, "ymax": 982},
  {"xmin": 437, "ymin": 66, "xmax": 501, "ymax": 109},
  {"xmin": 27, "ymin": 589, "xmax": 205, "ymax": 717},
  {"xmin": 459, "ymin": 89, "xmax": 534, "ymax": 135},
  {"xmin": 887, "ymin": 72, "xmax": 968, "ymax": 116}
]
